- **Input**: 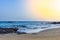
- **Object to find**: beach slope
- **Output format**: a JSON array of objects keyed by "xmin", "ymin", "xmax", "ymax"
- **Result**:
[{"xmin": 0, "ymin": 28, "xmax": 60, "ymax": 40}]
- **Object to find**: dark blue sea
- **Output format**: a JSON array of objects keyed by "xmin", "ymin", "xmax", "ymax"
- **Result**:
[{"xmin": 0, "ymin": 21, "xmax": 60, "ymax": 33}]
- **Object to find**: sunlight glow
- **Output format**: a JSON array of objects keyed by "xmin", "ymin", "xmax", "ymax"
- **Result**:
[{"xmin": 28, "ymin": 0, "xmax": 60, "ymax": 21}]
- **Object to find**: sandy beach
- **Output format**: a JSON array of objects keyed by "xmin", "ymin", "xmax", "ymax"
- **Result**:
[{"xmin": 0, "ymin": 28, "xmax": 60, "ymax": 40}]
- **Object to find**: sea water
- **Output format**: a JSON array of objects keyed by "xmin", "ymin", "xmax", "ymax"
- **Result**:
[{"xmin": 0, "ymin": 21, "xmax": 60, "ymax": 33}]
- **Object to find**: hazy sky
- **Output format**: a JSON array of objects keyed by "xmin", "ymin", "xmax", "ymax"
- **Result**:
[
  {"xmin": 0, "ymin": 0, "xmax": 60, "ymax": 21},
  {"xmin": 0, "ymin": 0, "xmax": 33, "ymax": 21}
]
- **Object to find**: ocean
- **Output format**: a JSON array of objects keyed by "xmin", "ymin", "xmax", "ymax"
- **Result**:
[{"xmin": 0, "ymin": 21, "xmax": 60, "ymax": 33}]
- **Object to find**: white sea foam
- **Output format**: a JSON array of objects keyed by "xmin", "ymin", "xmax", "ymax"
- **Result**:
[{"xmin": 17, "ymin": 24, "xmax": 60, "ymax": 33}]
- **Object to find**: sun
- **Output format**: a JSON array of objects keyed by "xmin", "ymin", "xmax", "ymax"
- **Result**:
[{"xmin": 28, "ymin": 0, "xmax": 60, "ymax": 21}]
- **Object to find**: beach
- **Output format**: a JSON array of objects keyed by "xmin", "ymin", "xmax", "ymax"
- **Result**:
[{"xmin": 0, "ymin": 28, "xmax": 60, "ymax": 40}]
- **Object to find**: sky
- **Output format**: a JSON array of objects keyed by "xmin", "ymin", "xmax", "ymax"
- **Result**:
[
  {"xmin": 0, "ymin": 0, "xmax": 30, "ymax": 21},
  {"xmin": 0, "ymin": 0, "xmax": 60, "ymax": 21}
]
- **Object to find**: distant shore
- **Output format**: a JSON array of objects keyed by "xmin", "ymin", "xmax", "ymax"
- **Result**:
[{"xmin": 0, "ymin": 28, "xmax": 60, "ymax": 40}]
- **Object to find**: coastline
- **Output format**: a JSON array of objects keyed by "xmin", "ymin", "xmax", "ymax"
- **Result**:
[{"xmin": 0, "ymin": 28, "xmax": 60, "ymax": 40}]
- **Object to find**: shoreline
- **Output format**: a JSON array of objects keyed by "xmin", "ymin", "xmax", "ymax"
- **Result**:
[{"xmin": 0, "ymin": 28, "xmax": 60, "ymax": 40}]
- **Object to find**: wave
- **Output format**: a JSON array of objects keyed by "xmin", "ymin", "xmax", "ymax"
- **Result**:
[
  {"xmin": 0, "ymin": 21, "xmax": 60, "ymax": 33},
  {"xmin": 17, "ymin": 24, "xmax": 60, "ymax": 33}
]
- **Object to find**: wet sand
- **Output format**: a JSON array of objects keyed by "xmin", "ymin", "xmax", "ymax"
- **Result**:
[{"xmin": 0, "ymin": 28, "xmax": 60, "ymax": 40}]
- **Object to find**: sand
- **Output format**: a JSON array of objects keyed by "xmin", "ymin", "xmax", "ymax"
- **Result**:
[{"xmin": 0, "ymin": 28, "xmax": 60, "ymax": 40}]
